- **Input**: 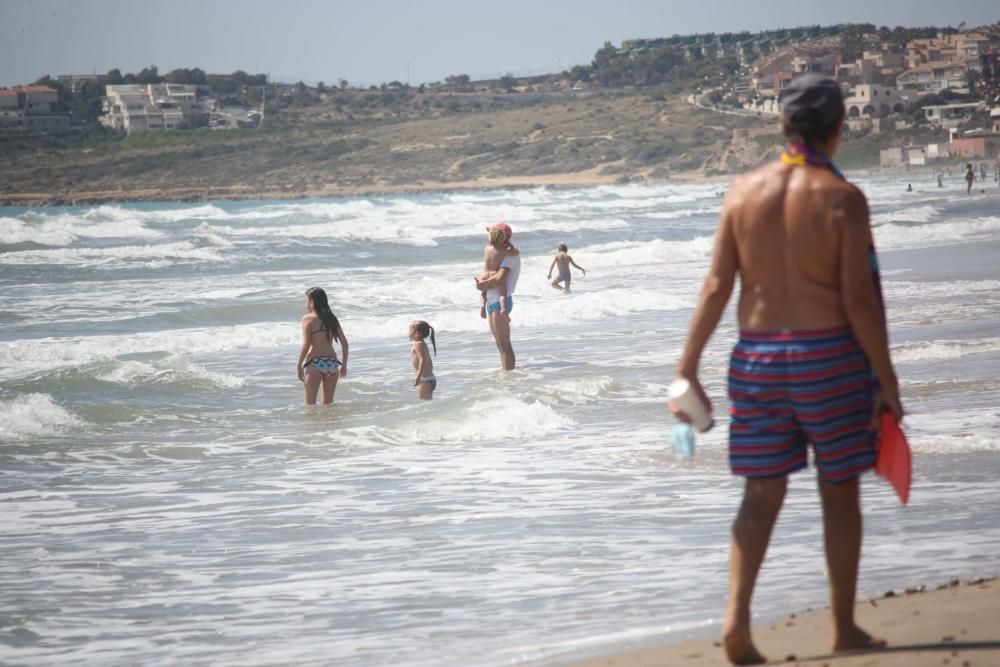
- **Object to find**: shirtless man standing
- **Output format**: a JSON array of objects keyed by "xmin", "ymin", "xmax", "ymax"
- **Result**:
[{"xmin": 670, "ymin": 74, "xmax": 903, "ymax": 665}]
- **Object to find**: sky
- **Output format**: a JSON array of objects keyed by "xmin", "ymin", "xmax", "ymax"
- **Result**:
[{"xmin": 1, "ymin": 0, "xmax": 998, "ymax": 87}]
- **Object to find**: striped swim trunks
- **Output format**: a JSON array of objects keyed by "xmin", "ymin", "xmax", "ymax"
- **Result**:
[{"xmin": 728, "ymin": 327, "xmax": 877, "ymax": 484}]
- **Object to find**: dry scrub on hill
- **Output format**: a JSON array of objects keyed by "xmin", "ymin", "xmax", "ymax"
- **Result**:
[{"xmin": 1, "ymin": 91, "xmax": 784, "ymax": 203}]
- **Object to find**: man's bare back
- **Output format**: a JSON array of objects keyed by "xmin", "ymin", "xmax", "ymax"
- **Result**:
[{"xmin": 724, "ymin": 160, "xmax": 868, "ymax": 332}]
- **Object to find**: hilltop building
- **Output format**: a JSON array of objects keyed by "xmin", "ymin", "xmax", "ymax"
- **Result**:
[
  {"xmin": 751, "ymin": 41, "xmax": 839, "ymax": 97},
  {"xmin": 921, "ymin": 102, "xmax": 987, "ymax": 129},
  {"xmin": 836, "ymin": 50, "xmax": 905, "ymax": 86},
  {"xmin": 0, "ymin": 86, "xmax": 71, "ymax": 133},
  {"xmin": 843, "ymin": 84, "xmax": 908, "ymax": 118},
  {"xmin": 898, "ymin": 61, "xmax": 970, "ymax": 92},
  {"xmin": 102, "ymin": 83, "xmax": 198, "ymax": 134}
]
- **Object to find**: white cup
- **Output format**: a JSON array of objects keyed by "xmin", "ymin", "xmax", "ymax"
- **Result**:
[{"xmin": 668, "ymin": 378, "xmax": 714, "ymax": 432}]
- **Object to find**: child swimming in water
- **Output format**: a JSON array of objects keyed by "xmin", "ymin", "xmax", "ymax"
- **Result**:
[
  {"xmin": 409, "ymin": 320, "xmax": 436, "ymax": 400},
  {"xmin": 297, "ymin": 287, "xmax": 348, "ymax": 405}
]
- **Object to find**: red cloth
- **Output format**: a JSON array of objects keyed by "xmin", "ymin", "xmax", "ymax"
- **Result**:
[{"xmin": 876, "ymin": 413, "xmax": 911, "ymax": 505}]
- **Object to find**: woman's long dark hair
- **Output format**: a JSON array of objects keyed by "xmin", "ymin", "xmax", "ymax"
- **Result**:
[
  {"xmin": 412, "ymin": 320, "xmax": 436, "ymax": 356},
  {"xmin": 306, "ymin": 287, "xmax": 340, "ymax": 339}
]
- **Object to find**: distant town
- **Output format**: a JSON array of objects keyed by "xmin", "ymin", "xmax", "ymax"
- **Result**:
[{"xmin": 2, "ymin": 21, "xmax": 999, "ymax": 205}]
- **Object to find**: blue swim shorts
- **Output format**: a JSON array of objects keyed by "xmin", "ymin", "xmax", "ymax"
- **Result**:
[
  {"xmin": 728, "ymin": 327, "xmax": 877, "ymax": 484},
  {"xmin": 486, "ymin": 296, "xmax": 513, "ymax": 315}
]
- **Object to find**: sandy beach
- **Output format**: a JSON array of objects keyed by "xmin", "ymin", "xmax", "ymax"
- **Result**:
[{"xmin": 563, "ymin": 578, "xmax": 999, "ymax": 667}]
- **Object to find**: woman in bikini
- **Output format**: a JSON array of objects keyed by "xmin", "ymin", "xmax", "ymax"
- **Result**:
[{"xmin": 297, "ymin": 287, "xmax": 349, "ymax": 405}]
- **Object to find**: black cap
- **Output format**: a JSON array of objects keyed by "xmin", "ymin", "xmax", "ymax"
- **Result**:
[{"xmin": 780, "ymin": 73, "xmax": 844, "ymax": 133}]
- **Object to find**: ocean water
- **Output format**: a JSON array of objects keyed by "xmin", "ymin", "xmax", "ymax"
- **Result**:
[{"xmin": 2, "ymin": 177, "xmax": 999, "ymax": 666}]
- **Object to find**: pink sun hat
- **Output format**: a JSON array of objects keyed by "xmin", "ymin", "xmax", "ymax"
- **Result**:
[{"xmin": 484, "ymin": 222, "xmax": 512, "ymax": 241}]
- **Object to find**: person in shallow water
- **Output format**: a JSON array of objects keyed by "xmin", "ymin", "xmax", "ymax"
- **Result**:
[
  {"xmin": 475, "ymin": 223, "xmax": 521, "ymax": 371},
  {"xmin": 476, "ymin": 224, "xmax": 519, "ymax": 319},
  {"xmin": 409, "ymin": 320, "xmax": 437, "ymax": 400},
  {"xmin": 547, "ymin": 243, "xmax": 587, "ymax": 292},
  {"xmin": 297, "ymin": 287, "xmax": 349, "ymax": 405},
  {"xmin": 669, "ymin": 73, "xmax": 903, "ymax": 666}
]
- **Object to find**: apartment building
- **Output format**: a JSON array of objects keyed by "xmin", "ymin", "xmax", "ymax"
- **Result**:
[
  {"xmin": 751, "ymin": 43, "xmax": 839, "ymax": 96},
  {"xmin": 102, "ymin": 83, "xmax": 198, "ymax": 134},
  {"xmin": 0, "ymin": 85, "xmax": 71, "ymax": 133},
  {"xmin": 897, "ymin": 61, "xmax": 969, "ymax": 92}
]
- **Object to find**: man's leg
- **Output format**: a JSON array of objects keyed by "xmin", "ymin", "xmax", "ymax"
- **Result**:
[
  {"xmin": 818, "ymin": 477, "xmax": 885, "ymax": 653},
  {"xmin": 490, "ymin": 310, "xmax": 515, "ymax": 370},
  {"xmin": 724, "ymin": 476, "xmax": 787, "ymax": 666}
]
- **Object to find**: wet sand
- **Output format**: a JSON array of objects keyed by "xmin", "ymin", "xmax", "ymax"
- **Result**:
[{"xmin": 562, "ymin": 578, "xmax": 998, "ymax": 666}]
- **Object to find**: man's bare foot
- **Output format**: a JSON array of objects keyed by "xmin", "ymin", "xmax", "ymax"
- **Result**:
[
  {"xmin": 833, "ymin": 624, "xmax": 886, "ymax": 653},
  {"xmin": 722, "ymin": 627, "xmax": 766, "ymax": 665}
]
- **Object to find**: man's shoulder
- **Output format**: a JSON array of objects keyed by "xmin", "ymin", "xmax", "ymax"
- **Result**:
[{"xmin": 501, "ymin": 254, "xmax": 521, "ymax": 266}]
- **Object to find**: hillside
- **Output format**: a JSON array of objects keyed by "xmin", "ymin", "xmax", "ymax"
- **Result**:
[{"xmin": 0, "ymin": 89, "xmax": 789, "ymax": 205}]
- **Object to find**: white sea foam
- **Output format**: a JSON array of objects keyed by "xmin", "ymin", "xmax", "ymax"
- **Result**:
[
  {"xmin": 0, "ymin": 240, "xmax": 224, "ymax": 267},
  {"xmin": 534, "ymin": 376, "xmax": 622, "ymax": 404},
  {"xmin": 200, "ymin": 200, "xmax": 627, "ymax": 246},
  {"xmin": 883, "ymin": 279, "xmax": 1000, "ymax": 300},
  {"xmin": 367, "ymin": 396, "xmax": 574, "ymax": 443},
  {"xmin": 874, "ymin": 216, "xmax": 1000, "ymax": 250},
  {"xmin": 871, "ymin": 205, "xmax": 942, "ymax": 225},
  {"xmin": 0, "ymin": 214, "xmax": 162, "ymax": 247},
  {"xmin": 903, "ymin": 409, "xmax": 1000, "ymax": 454},
  {"xmin": 0, "ymin": 323, "xmax": 295, "ymax": 381},
  {"xmin": 575, "ymin": 236, "xmax": 715, "ymax": 274},
  {"xmin": 892, "ymin": 337, "xmax": 1000, "ymax": 364},
  {"xmin": 0, "ymin": 393, "xmax": 83, "ymax": 441},
  {"xmin": 97, "ymin": 358, "xmax": 245, "ymax": 389}
]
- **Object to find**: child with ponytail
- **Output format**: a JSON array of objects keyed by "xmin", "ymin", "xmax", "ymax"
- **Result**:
[{"xmin": 409, "ymin": 320, "xmax": 436, "ymax": 400}]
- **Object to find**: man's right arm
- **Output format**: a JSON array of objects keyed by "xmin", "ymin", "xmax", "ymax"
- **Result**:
[
  {"xmin": 838, "ymin": 188, "xmax": 902, "ymax": 418},
  {"xmin": 476, "ymin": 266, "xmax": 509, "ymax": 290}
]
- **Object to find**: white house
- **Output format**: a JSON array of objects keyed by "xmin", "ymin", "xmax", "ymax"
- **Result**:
[
  {"xmin": 102, "ymin": 83, "xmax": 198, "ymax": 133},
  {"xmin": 922, "ymin": 102, "xmax": 986, "ymax": 129},
  {"xmin": 844, "ymin": 85, "xmax": 908, "ymax": 118}
]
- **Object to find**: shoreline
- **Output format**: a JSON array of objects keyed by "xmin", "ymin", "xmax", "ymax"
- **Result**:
[
  {"xmin": 0, "ymin": 170, "xmax": 728, "ymax": 207},
  {"xmin": 554, "ymin": 577, "xmax": 998, "ymax": 667}
]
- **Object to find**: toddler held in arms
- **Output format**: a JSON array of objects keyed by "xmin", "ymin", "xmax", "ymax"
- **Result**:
[{"xmin": 477, "ymin": 223, "xmax": 518, "ymax": 318}]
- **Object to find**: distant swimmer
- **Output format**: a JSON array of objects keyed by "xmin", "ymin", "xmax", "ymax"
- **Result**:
[
  {"xmin": 477, "ymin": 223, "xmax": 518, "ymax": 319},
  {"xmin": 671, "ymin": 74, "xmax": 900, "ymax": 665},
  {"xmin": 547, "ymin": 243, "xmax": 587, "ymax": 292},
  {"xmin": 965, "ymin": 163, "xmax": 975, "ymax": 194},
  {"xmin": 409, "ymin": 320, "xmax": 436, "ymax": 400},
  {"xmin": 906, "ymin": 183, "xmax": 912, "ymax": 192},
  {"xmin": 298, "ymin": 287, "xmax": 349, "ymax": 405},
  {"xmin": 937, "ymin": 173, "xmax": 943, "ymax": 188}
]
